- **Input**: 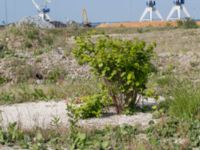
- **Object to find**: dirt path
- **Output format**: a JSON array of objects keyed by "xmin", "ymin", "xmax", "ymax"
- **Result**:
[{"xmin": 0, "ymin": 101, "xmax": 155, "ymax": 129}]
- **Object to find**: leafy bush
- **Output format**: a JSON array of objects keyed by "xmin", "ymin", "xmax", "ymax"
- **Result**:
[
  {"xmin": 73, "ymin": 35, "xmax": 155, "ymax": 113},
  {"xmin": 177, "ymin": 18, "xmax": 198, "ymax": 29},
  {"xmin": 168, "ymin": 81, "xmax": 200, "ymax": 120},
  {"xmin": 70, "ymin": 94, "xmax": 110, "ymax": 119}
]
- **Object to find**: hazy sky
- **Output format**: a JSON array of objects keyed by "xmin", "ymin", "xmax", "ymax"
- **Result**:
[{"xmin": 0, "ymin": 0, "xmax": 199, "ymax": 24}]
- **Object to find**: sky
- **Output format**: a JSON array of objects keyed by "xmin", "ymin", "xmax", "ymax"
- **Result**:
[{"xmin": 0, "ymin": 0, "xmax": 199, "ymax": 24}]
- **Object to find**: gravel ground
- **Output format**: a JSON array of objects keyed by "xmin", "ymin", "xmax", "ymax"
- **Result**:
[{"xmin": 0, "ymin": 100, "xmax": 156, "ymax": 130}]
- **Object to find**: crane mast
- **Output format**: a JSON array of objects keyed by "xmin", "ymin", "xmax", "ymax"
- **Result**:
[{"xmin": 82, "ymin": 8, "xmax": 91, "ymax": 27}]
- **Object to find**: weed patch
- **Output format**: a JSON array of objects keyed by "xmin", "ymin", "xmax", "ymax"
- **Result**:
[{"xmin": 168, "ymin": 81, "xmax": 200, "ymax": 120}]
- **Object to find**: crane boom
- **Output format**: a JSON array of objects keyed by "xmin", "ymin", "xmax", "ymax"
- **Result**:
[{"xmin": 32, "ymin": 0, "xmax": 41, "ymax": 11}]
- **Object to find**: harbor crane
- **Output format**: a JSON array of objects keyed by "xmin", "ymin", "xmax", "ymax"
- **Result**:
[
  {"xmin": 167, "ymin": 0, "xmax": 190, "ymax": 20},
  {"xmin": 32, "ymin": 0, "xmax": 51, "ymax": 21},
  {"xmin": 82, "ymin": 8, "xmax": 91, "ymax": 27},
  {"xmin": 140, "ymin": 0, "xmax": 163, "ymax": 22}
]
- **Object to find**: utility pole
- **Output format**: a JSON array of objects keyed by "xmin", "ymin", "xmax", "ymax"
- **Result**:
[{"xmin": 4, "ymin": 0, "xmax": 8, "ymax": 24}]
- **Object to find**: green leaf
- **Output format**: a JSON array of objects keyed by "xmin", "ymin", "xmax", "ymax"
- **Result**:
[
  {"xmin": 101, "ymin": 141, "xmax": 110, "ymax": 148},
  {"xmin": 98, "ymin": 63, "xmax": 103, "ymax": 68},
  {"xmin": 77, "ymin": 133, "xmax": 86, "ymax": 141}
]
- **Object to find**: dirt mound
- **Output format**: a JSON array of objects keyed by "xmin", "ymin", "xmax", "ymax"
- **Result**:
[{"xmin": 97, "ymin": 21, "xmax": 200, "ymax": 28}]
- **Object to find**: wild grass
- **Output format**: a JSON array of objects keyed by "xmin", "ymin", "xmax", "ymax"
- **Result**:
[
  {"xmin": 1, "ymin": 117, "xmax": 200, "ymax": 150},
  {"xmin": 0, "ymin": 78, "xmax": 99, "ymax": 104},
  {"xmin": 168, "ymin": 81, "xmax": 200, "ymax": 120},
  {"xmin": 176, "ymin": 18, "xmax": 198, "ymax": 29}
]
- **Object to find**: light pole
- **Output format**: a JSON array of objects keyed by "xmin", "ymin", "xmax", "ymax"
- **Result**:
[{"xmin": 4, "ymin": 0, "xmax": 8, "ymax": 24}]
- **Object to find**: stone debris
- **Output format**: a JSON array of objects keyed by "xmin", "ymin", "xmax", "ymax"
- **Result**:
[
  {"xmin": 17, "ymin": 16, "xmax": 55, "ymax": 29},
  {"xmin": 66, "ymin": 20, "xmax": 81, "ymax": 28},
  {"xmin": 16, "ymin": 16, "xmax": 82, "ymax": 29}
]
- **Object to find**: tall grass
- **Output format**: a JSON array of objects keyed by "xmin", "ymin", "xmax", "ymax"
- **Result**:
[{"xmin": 169, "ymin": 81, "xmax": 200, "ymax": 119}]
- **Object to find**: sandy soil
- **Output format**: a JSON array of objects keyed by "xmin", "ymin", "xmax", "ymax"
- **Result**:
[{"xmin": 0, "ymin": 100, "xmax": 156, "ymax": 130}]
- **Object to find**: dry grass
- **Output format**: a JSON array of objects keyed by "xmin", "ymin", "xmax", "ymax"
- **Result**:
[{"xmin": 0, "ymin": 78, "xmax": 99, "ymax": 104}]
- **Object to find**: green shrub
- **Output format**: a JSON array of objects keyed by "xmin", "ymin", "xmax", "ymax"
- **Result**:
[
  {"xmin": 73, "ymin": 35, "xmax": 155, "ymax": 113},
  {"xmin": 72, "ymin": 94, "xmax": 110, "ymax": 119},
  {"xmin": 169, "ymin": 81, "xmax": 200, "ymax": 120},
  {"xmin": 177, "ymin": 18, "xmax": 198, "ymax": 29},
  {"xmin": 0, "ymin": 76, "xmax": 7, "ymax": 85}
]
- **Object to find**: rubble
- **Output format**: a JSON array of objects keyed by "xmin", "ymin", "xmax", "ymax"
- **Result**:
[
  {"xmin": 66, "ymin": 20, "xmax": 81, "ymax": 28},
  {"xmin": 16, "ymin": 17, "xmax": 84, "ymax": 29},
  {"xmin": 17, "ymin": 16, "xmax": 55, "ymax": 29}
]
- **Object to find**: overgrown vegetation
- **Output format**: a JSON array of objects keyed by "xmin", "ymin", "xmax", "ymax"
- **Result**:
[
  {"xmin": 168, "ymin": 81, "xmax": 200, "ymax": 120},
  {"xmin": 0, "ymin": 23, "xmax": 200, "ymax": 149},
  {"xmin": 147, "ymin": 118, "xmax": 200, "ymax": 149},
  {"xmin": 0, "ymin": 117, "xmax": 200, "ymax": 150},
  {"xmin": 7, "ymin": 24, "xmax": 54, "ymax": 49},
  {"xmin": 177, "ymin": 18, "xmax": 198, "ymax": 29},
  {"xmin": 0, "ymin": 122, "xmax": 68, "ymax": 150}
]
